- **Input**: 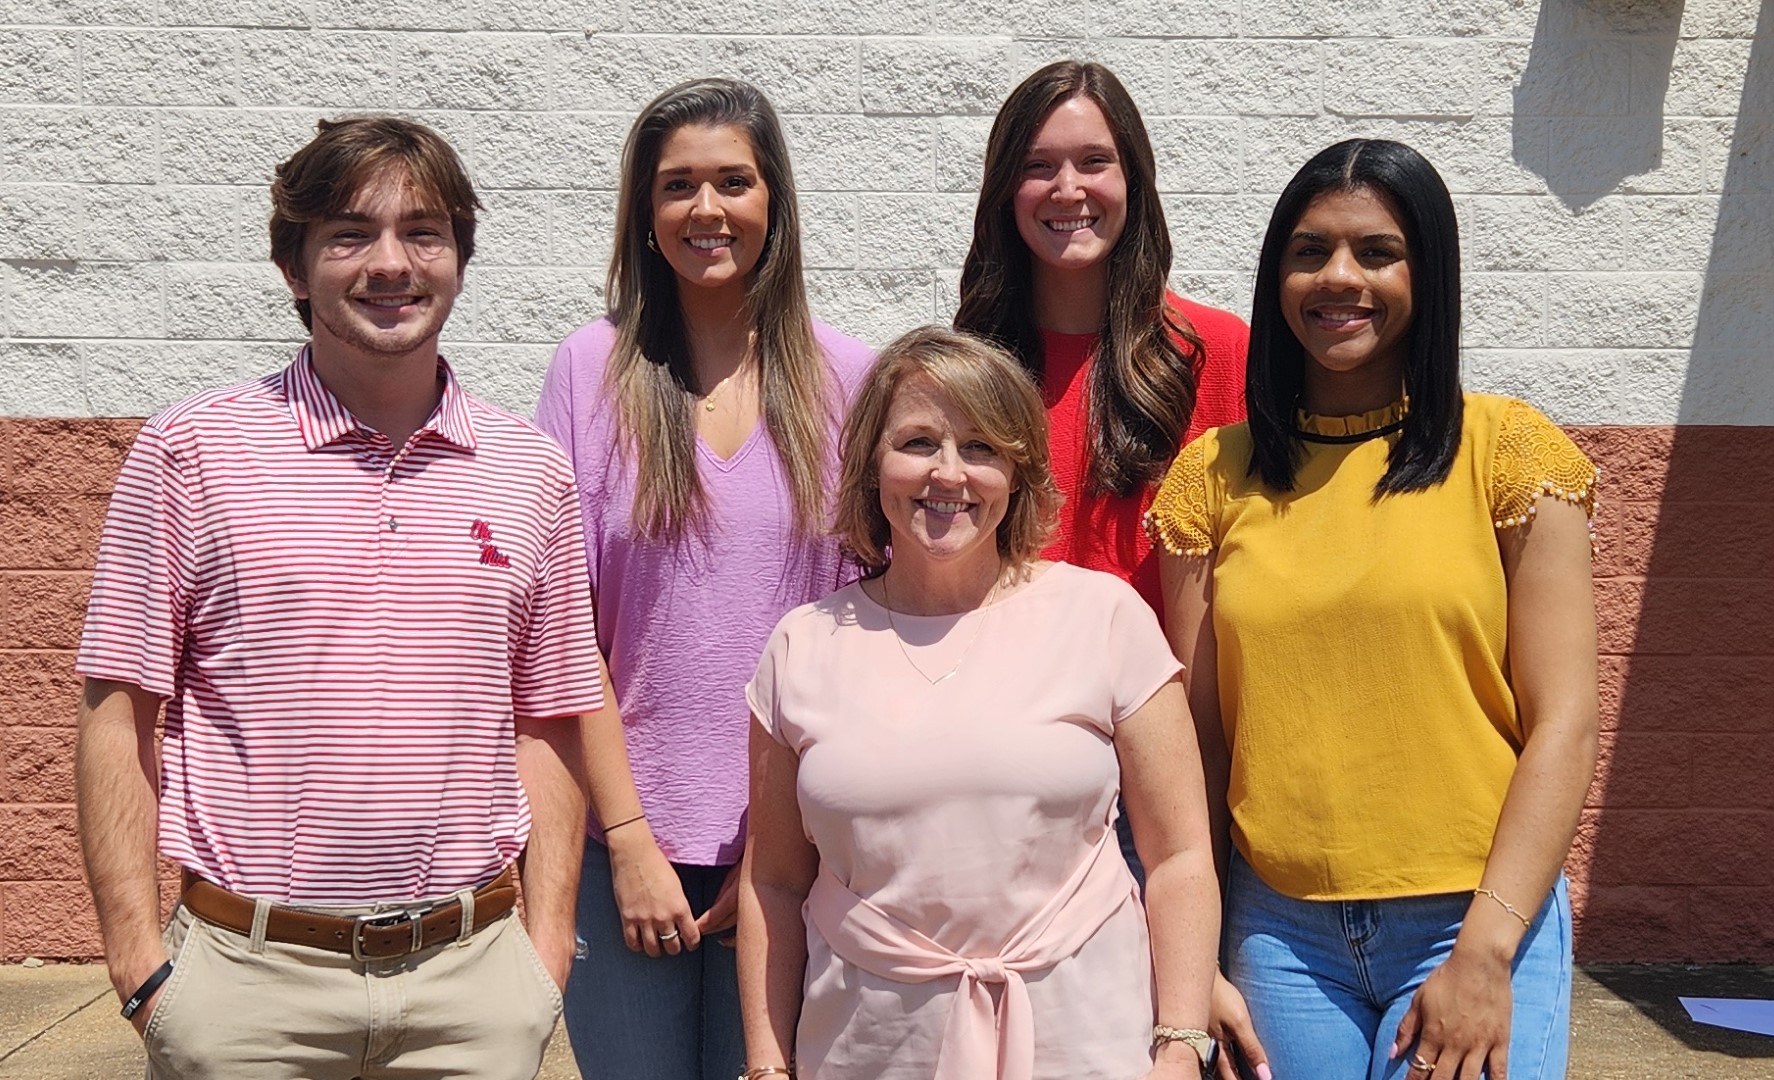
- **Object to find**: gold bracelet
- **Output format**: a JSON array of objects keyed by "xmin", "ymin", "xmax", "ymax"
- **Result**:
[
  {"xmin": 1474, "ymin": 887, "xmax": 1533, "ymax": 929},
  {"xmin": 739, "ymin": 1067, "xmax": 794, "ymax": 1080},
  {"xmin": 1153, "ymin": 1024, "xmax": 1215, "ymax": 1068}
]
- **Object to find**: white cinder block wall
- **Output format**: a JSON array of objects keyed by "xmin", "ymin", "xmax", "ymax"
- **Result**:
[{"xmin": 0, "ymin": 0, "xmax": 1767, "ymax": 423}]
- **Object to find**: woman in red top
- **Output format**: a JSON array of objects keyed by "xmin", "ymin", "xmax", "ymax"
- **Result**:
[{"xmin": 955, "ymin": 60, "xmax": 1248, "ymax": 617}]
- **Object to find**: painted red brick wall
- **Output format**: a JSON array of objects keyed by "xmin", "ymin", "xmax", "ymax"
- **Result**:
[
  {"xmin": 1568, "ymin": 426, "xmax": 1774, "ymax": 963},
  {"xmin": 1, "ymin": 419, "xmax": 1769, "ymax": 961},
  {"xmin": 1, "ymin": 418, "xmax": 140, "ymax": 961}
]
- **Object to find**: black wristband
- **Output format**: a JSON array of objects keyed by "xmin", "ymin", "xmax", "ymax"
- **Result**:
[{"xmin": 120, "ymin": 960, "xmax": 174, "ymax": 1020}]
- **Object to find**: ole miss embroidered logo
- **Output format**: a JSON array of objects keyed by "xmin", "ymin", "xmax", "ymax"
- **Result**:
[{"xmin": 470, "ymin": 520, "xmax": 510, "ymax": 567}]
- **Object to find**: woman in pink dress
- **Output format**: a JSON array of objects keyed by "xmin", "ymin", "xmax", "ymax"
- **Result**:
[{"xmin": 736, "ymin": 327, "xmax": 1222, "ymax": 1080}]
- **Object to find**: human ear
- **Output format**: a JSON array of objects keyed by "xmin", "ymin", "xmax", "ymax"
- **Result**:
[{"xmin": 278, "ymin": 260, "xmax": 310, "ymax": 301}]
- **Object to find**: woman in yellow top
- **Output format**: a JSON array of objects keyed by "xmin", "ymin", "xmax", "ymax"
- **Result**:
[{"xmin": 1147, "ymin": 139, "xmax": 1599, "ymax": 1080}]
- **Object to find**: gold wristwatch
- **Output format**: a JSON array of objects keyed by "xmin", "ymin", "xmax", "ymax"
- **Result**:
[{"xmin": 1153, "ymin": 1024, "xmax": 1217, "ymax": 1070}]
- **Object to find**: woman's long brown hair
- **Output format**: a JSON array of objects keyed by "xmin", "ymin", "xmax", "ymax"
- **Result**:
[
  {"xmin": 605, "ymin": 78, "xmax": 831, "ymax": 539},
  {"xmin": 954, "ymin": 61, "xmax": 1204, "ymax": 497}
]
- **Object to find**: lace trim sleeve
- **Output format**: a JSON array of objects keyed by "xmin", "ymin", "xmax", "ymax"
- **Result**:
[
  {"xmin": 1143, "ymin": 437, "xmax": 1216, "ymax": 558},
  {"xmin": 1489, "ymin": 399, "xmax": 1598, "ymax": 539}
]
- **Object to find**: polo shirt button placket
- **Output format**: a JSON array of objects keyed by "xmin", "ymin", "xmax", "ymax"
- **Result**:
[
  {"xmin": 378, "ymin": 440, "xmax": 426, "ymax": 566},
  {"xmin": 375, "ymin": 443, "xmax": 401, "ymax": 563},
  {"xmin": 382, "ymin": 468, "xmax": 397, "ymax": 554}
]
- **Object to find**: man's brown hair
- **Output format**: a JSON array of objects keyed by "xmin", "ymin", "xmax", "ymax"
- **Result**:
[{"xmin": 269, "ymin": 115, "xmax": 482, "ymax": 329}]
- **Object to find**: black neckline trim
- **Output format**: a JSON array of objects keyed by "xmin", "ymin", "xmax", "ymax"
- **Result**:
[{"xmin": 1292, "ymin": 419, "xmax": 1406, "ymax": 444}]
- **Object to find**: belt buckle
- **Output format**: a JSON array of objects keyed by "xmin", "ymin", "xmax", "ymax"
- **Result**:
[{"xmin": 350, "ymin": 904, "xmax": 431, "ymax": 962}]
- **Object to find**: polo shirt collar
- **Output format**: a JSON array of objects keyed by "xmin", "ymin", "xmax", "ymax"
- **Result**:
[{"xmin": 284, "ymin": 345, "xmax": 478, "ymax": 453}]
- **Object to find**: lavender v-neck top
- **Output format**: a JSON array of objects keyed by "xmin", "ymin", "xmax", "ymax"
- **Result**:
[{"xmin": 535, "ymin": 317, "xmax": 874, "ymax": 865}]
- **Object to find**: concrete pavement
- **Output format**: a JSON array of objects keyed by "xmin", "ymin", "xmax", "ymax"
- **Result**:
[{"xmin": 0, "ymin": 963, "xmax": 1769, "ymax": 1078}]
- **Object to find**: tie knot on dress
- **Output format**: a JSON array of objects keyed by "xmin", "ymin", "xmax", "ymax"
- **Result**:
[{"xmin": 964, "ymin": 956, "xmax": 1010, "ymax": 984}]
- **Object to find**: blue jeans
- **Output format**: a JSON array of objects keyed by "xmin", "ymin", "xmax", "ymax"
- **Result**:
[
  {"xmin": 1116, "ymin": 797, "xmax": 1147, "ymax": 892},
  {"xmin": 1224, "ymin": 854, "xmax": 1571, "ymax": 1080},
  {"xmin": 563, "ymin": 838, "xmax": 743, "ymax": 1080}
]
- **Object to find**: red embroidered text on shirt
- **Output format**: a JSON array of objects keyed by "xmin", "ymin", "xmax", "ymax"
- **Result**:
[{"xmin": 470, "ymin": 519, "xmax": 510, "ymax": 567}]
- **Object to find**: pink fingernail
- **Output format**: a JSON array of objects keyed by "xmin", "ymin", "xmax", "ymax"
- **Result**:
[{"xmin": 1257, "ymin": 1066, "xmax": 1273, "ymax": 1080}]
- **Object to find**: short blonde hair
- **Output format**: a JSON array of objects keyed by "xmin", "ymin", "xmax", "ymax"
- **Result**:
[{"xmin": 835, "ymin": 326, "xmax": 1062, "ymax": 573}]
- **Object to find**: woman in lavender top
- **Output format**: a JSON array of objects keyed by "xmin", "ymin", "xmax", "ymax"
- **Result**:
[{"xmin": 534, "ymin": 78, "xmax": 873, "ymax": 1080}]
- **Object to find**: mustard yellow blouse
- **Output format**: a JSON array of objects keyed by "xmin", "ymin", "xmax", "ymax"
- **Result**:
[{"xmin": 1145, "ymin": 394, "xmax": 1596, "ymax": 900}]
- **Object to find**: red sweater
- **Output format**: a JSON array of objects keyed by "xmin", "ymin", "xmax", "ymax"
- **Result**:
[{"xmin": 1037, "ymin": 293, "xmax": 1249, "ymax": 618}]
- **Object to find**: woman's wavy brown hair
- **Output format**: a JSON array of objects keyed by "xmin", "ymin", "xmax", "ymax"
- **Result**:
[
  {"xmin": 954, "ymin": 61, "xmax": 1204, "ymax": 498},
  {"xmin": 835, "ymin": 326, "xmax": 1062, "ymax": 575},
  {"xmin": 605, "ymin": 78, "xmax": 831, "ymax": 540}
]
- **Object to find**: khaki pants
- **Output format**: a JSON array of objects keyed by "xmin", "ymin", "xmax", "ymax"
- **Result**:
[{"xmin": 142, "ymin": 901, "xmax": 562, "ymax": 1080}]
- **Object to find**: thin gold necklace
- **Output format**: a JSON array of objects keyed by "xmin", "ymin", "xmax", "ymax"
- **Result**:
[
  {"xmin": 879, "ymin": 568, "xmax": 1002, "ymax": 686},
  {"xmin": 701, "ymin": 369, "xmax": 739, "ymax": 411},
  {"xmin": 699, "ymin": 333, "xmax": 756, "ymax": 411}
]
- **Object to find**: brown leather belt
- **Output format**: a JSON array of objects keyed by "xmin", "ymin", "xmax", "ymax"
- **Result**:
[{"xmin": 181, "ymin": 866, "xmax": 518, "ymax": 961}]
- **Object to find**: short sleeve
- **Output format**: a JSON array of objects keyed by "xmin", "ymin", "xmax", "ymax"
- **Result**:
[
  {"xmin": 533, "ymin": 319, "xmax": 617, "ymax": 470},
  {"xmin": 1144, "ymin": 436, "xmax": 1215, "ymax": 558},
  {"xmin": 1107, "ymin": 581, "xmax": 1185, "ymax": 726},
  {"xmin": 509, "ymin": 474, "xmax": 606, "ymax": 718},
  {"xmin": 1488, "ymin": 400, "xmax": 1598, "ymax": 538},
  {"xmin": 76, "ymin": 424, "xmax": 198, "ymax": 698},
  {"xmin": 745, "ymin": 621, "xmax": 792, "ymax": 747},
  {"xmin": 532, "ymin": 337, "xmax": 576, "ymax": 454}
]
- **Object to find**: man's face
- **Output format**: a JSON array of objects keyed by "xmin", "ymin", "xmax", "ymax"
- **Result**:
[{"xmin": 284, "ymin": 168, "xmax": 463, "ymax": 363}]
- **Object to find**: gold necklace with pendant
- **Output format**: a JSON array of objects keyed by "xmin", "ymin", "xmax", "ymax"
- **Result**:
[
  {"xmin": 880, "ymin": 569, "xmax": 1003, "ymax": 686},
  {"xmin": 699, "ymin": 333, "xmax": 756, "ymax": 411},
  {"xmin": 701, "ymin": 370, "xmax": 735, "ymax": 411}
]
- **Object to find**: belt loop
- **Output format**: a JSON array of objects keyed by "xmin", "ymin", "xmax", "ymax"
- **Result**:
[
  {"xmin": 454, "ymin": 887, "xmax": 475, "ymax": 947},
  {"xmin": 248, "ymin": 898, "xmax": 272, "ymax": 955}
]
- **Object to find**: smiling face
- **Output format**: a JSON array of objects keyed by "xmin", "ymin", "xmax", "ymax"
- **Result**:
[
  {"xmin": 876, "ymin": 374, "xmax": 1016, "ymax": 571},
  {"xmin": 1012, "ymin": 96, "xmax": 1129, "ymax": 279},
  {"xmin": 285, "ymin": 167, "xmax": 462, "ymax": 363},
  {"xmin": 1280, "ymin": 187, "xmax": 1415, "ymax": 397},
  {"xmin": 651, "ymin": 123, "xmax": 771, "ymax": 295}
]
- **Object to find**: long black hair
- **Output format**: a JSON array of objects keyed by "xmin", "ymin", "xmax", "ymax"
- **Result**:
[{"xmin": 1247, "ymin": 138, "xmax": 1463, "ymax": 496}]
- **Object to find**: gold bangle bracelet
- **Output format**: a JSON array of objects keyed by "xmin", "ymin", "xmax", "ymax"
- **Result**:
[
  {"xmin": 1474, "ymin": 887, "xmax": 1533, "ymax": 929},
  {"xmin": 740, "ymin": 1067, "xmax": 794, "ymax": 1080}
]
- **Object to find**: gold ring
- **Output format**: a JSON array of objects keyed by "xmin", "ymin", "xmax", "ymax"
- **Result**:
[{"xmin": 1410, "ymin": 1054, "xmax": 1434, "ymax": 1071}]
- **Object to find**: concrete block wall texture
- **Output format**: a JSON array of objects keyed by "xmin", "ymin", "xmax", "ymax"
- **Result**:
[{"xmin": 0, "ymin": 0, "xmax": 1769, "ymax": 960}]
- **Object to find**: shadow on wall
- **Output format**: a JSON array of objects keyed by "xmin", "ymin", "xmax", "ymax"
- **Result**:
[
  {"xmin": 1512, "ymin": 0, "xmax": 1683, "ymax": 210},
  {"xmin": 1514, "ymin": 0, "xmax": 1774, "ymax": 974},
  {"xmin": 1687, "ymin": 11, "xmax": 1774, "ymax": 427}
]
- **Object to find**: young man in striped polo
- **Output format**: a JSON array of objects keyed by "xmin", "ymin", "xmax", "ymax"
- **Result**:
[{"xmin": 74, "ymin": 116, "xmax": 605, "ymax": 1079}]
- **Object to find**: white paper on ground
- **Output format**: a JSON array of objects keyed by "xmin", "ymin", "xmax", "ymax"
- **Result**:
[{"xmin": 1679, "ymin": 997, "xmax": 1774, "ymax": 1037}]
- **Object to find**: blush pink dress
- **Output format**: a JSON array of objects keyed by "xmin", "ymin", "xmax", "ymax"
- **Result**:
[{"xmin": 746, "ymin": 563, "xmax": 1183, "ymax": 1080}]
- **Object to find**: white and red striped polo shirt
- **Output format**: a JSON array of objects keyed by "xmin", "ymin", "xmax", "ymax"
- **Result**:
[{"xmin": 77, "ymin": 349, "xmax": 604, "ymax": 905}]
